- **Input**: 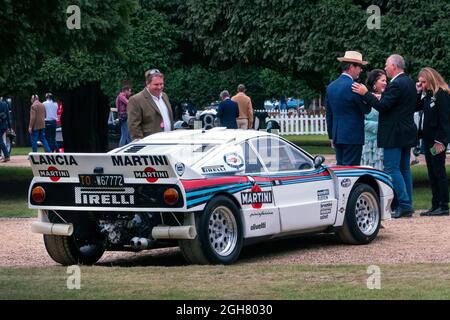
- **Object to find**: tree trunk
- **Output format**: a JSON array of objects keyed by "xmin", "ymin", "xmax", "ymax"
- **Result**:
[
  {"xmin": 11, "ymin": 95, "xmax": 30, "ymax": 147},
  {"xmin": 61, "ymin": 82, "xmax": 109, "ymax": 153}
]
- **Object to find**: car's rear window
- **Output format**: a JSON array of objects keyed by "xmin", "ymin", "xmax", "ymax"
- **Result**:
[{"xmin": 141, "ymin": 143, "xmax": 220, "ymax": 165}]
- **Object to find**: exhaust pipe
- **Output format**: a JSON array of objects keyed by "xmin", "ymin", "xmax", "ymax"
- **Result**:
[
  {"xmin": 31, "ymin": 221, "xmax": 73, "ymax": 236},
  {"xmin": 130, "ymin": 237, "xmax": 153, "ymax": 249},
  {"xmin": 151, "ymin": 226, "xmax": 196, "ymax": 240}
]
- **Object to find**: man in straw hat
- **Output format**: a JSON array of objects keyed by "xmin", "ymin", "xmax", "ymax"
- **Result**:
[{"xmin": 325, "ymin": 51, "xmax": 371, "ymax": 166}]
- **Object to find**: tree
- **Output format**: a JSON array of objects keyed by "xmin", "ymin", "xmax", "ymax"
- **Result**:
[
  {"xmin": 183, "ymin": 0, "xmax": 450, "ymax": 92},
  {"xmin": 0, "ymin": 0, "xmax": 137, "ymax": 150}
]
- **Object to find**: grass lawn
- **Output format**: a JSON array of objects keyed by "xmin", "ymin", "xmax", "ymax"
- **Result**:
[
  {"xmin": 283, "ymin": 135, "xmax": 333, "ymax": 154},
  {"xmin": 0, "ymin": 264, "xmax": 449, "ymax": 299},
  {"xmin": 282, "ymin": 135, "xmax": 330, "ymax": 146},
  {"xmin": 0, "ymin": 167, "xmax": 34, "ymax": 217},
  {"xmin": 9, "ymin": 147, "xmax": 36, "ymax": 156},
  {"xmin": 301, "ymin": 145, "xmax": 334, "ymax": 155}
]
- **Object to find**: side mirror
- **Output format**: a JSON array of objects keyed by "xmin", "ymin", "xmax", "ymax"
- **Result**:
[{"xmin": 313, "ymin": 155, "xmax": 325, "ymax": 168}]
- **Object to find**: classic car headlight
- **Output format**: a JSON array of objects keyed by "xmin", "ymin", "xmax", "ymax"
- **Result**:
[
  {"xmin": 163, "ymin": 188, "xmax": 179, "ymax": 206},
  {"xmin": 31, "ymin": 186, "xmax": 46, "ymax": 204}
]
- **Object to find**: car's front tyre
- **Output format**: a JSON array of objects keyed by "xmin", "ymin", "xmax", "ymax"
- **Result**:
[
  {"xmin": 337, "ymin": 183, "xmax": 381, "ymax": 244},
  {"xmin": 179, "ymin": 196, "xmax": 243, "ymax": 264}
]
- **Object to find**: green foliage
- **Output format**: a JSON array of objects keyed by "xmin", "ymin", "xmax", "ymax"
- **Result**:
[
  {"xmin": 184, "ymin": 0, "xmax": 450, "ymax": 91},
  {"xmin": 0, "ymin": 0, "xmax": 138, "ymax": 95},
  {"xmin": 2, "ymin": 0, "xmax": 449, "ymax": 106},
  {"xmin": 165, "ymin": 65, "xmax": 316, "ymax": 109}
]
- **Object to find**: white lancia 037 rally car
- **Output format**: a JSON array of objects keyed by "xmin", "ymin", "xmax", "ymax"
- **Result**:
[{"xmin": 28, "ymin": 128, "xmax": 394, "ymax": 265}]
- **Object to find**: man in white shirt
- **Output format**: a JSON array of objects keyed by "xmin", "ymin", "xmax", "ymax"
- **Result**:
[
  {"xmin": 43, "ymin": 93, "xmax": 58, "ymax": 152},
  {"xmin": 127, "ymin": 69, "xmax": 174, "ymax": 140}
]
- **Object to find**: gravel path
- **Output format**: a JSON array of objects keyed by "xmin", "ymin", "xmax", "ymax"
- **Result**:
[{"xmin": 1, "ymin": 215, "xmax": 449, "ymax": 267}]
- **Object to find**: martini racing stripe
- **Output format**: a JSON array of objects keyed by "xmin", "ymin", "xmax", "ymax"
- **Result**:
[
  {"xmin": 330, "ymin": 167, "xmax": 393, "ymax": 188},
  {"xmin": 185, "ymin": 181, "xmax": 272, "ymax": 208}
]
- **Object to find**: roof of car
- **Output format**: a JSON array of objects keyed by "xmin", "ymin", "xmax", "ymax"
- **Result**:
[{"xmin": 136, "ymin": 128, "xmax": 273, "ymax": 144}]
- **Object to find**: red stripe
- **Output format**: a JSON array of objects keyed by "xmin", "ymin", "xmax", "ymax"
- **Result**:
[
  {"xmin": 181, "ymin": 176, "xmax": 249, "ymax": 189},
  {"xmin": 274, "ymin": 171, "xmax": 330, "ymax": 181},
  {"xmin": 328, "ymin": 166, "xmax": 385, "ymax": 173},
  {"xmin": 329, "ymin": 166, "xmax": 363, "ymax": 170}
]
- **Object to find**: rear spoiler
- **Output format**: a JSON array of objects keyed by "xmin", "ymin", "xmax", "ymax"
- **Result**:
[{"xmin": 29, "ymin": 153, "xmax": 178, "ymax": 182}]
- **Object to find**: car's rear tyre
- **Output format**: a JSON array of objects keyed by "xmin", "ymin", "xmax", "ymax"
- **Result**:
[
  {"xmin": 337, "ymin": 183, "xmax": 381, "ymax": 245},
  {"xmin": 44, "ymin": 235, "xmax": 105, "ymax": 266},
  {"xmin": 179, "ymin": 196, "xmax": 243, "ymax": 265}
]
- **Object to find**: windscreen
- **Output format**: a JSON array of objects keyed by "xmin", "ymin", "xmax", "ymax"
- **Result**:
[{"xmin": 140, "ymin": 143, "xmax": 220, "ymax": 165}]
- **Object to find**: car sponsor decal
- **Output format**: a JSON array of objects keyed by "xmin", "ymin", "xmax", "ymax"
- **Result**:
[
  {"xmin": 30, "ymin": 155, "xmax": 78, "ymax": 166},
  {"xmin": 74, "ymin": 187, "xmax": 135, "ymax": 205},
  {"xmin": 241, "ymin": 185, "xmax": 273, "ymax": 209},
  {"xmin": 249, "ymin": 210, "xmax": 275, "ymax": 218},
  {"xmin": 341, "ymin": 178, "xmax": 351, "ymax": 188},
  {"xmin": 182, "ymin": 177, "xmax": 270, "ymax": 209},
  {"xmin": 30, "ymin": 183, "xmax": 184, "ymax": 208},
  {"xmin": 182, "ymin": 168, "xmax": 330, "ymax": 209},
  {"xmin": 250, "ymin": 222, "xmax": 267, "ymax": 230},
  {"xmin": 134, "ymin": 167, "xmax": 169, "ymax": 183},
  {"xmin": 175, "ymin": 163, "xmax": 185, "ymax": 176},
  {"xmin": 39, "ymin": 166, "xmax": 69, "ymax": 182},
  {"xmin": 223, "ymin": 152, "xmax": 244, "ymax": 169},
  {"xmin": 201, "ymin": 165, "xmax": 226, "ymax": 173},
  {"xmin": 317, "ymin": 189, "xmax": 330, "ymax": 200},
  {"xmin": 111, "ymin": 155, "xmax": 168, "ymax": 167},
  {"xmin": 320, "ymin": 201, "xmax": 333, "ymax": 220}
]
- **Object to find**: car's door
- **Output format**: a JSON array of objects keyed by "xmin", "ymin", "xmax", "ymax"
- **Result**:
[
  {"xmin": 236, "ymin": 142, "xmax": 281, "ymax": 238},
  {"xmin": 248, "ymin": 136, "xmax": 337, "ymax": 232}
]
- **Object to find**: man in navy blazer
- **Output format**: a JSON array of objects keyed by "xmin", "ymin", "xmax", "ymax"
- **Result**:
[
  {"xmin": 326, "ymin": 51, "xmax": 371, "ymax": 165},
  {"xmin": 352, "ymin": 54, "xmax": 418, "ymax": 218},
  {"xmin": 217, "ymin": 90, "xmax": 239, "ymax": 129}
]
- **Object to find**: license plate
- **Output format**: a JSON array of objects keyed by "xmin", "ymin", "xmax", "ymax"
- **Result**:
[{"xmin": 79, "ymin": 174, "xmax": 124, "ymax": 187}]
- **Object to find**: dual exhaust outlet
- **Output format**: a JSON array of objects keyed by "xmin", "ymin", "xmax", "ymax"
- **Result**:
[
  {"xmin": 130, "ymin": 226, "xmax": 197, "ymax": 249},
  {"xmin": 32, "ymin": 222, "xmax": 196, "ymax": 241}
]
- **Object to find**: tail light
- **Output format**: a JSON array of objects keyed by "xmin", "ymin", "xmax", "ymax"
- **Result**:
[
  {"xmin": 32, "ymin": 186, "xmax": 46, "ymax": 203},
  {"xmin": 163, "ymin": 188, "xmax": 179, "ymax": 205}
]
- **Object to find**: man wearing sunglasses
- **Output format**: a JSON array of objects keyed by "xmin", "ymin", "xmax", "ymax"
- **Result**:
[{"xmin": 128, "ymin": 69, "xmax": 174, "ymax": 140}]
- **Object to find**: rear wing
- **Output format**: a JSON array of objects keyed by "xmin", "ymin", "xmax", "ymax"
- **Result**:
[
  {"xmin": 28, "ymin": 153, "xmax": 196, "ymax": 211},
  {"xmin": 29, "ymin": 153, "xmax": 178, "ymax": 183}
]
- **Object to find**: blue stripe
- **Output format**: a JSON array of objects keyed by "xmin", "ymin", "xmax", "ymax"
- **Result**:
[
  {"xmin": 186, "ymin": 183, "xmax": 250, "ymax": 197},
  {"xmin": 334, "ymin": 171, "xmax": 393, "ymax": 188},
  {"xmin": 281, "ymin": 176, "xmax": 332, "ymax": 186},
  {"xmin": 252, "ymin": 168, "xmax": 327, "ymax": 179}
]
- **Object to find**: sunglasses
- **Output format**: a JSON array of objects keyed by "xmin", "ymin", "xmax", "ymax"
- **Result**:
[{"xmin": 145, "ymin": 69, "xmax": 162, "ymax": 77}]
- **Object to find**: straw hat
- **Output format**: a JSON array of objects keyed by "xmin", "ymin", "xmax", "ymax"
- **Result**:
[{"xmin": 337, "ymin": 51, "xmax": 368, "ymax": 65}]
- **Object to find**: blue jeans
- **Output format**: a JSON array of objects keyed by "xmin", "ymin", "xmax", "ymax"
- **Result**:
[
  {"xmin": 45, "ymin": 120, "xmax": 57, "ymax": 152},
  {"xmin": 30, "ymin": 129, "xmax": 51, "ymax": 152},
  {"xmin": 383, "ymin": 147, "xmax": 413, "ymax": 211},
  {"xmin": 119, "ymin": 120, "xmax": 131, "ymax": 147},
  {"xmin": 0, "ymin": 128, "xmax": 9, "ymax": 158}
]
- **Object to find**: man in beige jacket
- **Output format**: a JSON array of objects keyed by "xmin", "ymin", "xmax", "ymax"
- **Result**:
[
  {"xmin": 232, "ymin": 84, "xmax": 253, "ymax": 129},
  {"xmin": 128, "ymin": 69, "xmax": 174, "ymax": 140},
  {"xmin": 29, "ymin": 94, "xmax": 51, "ymax": 152}
]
